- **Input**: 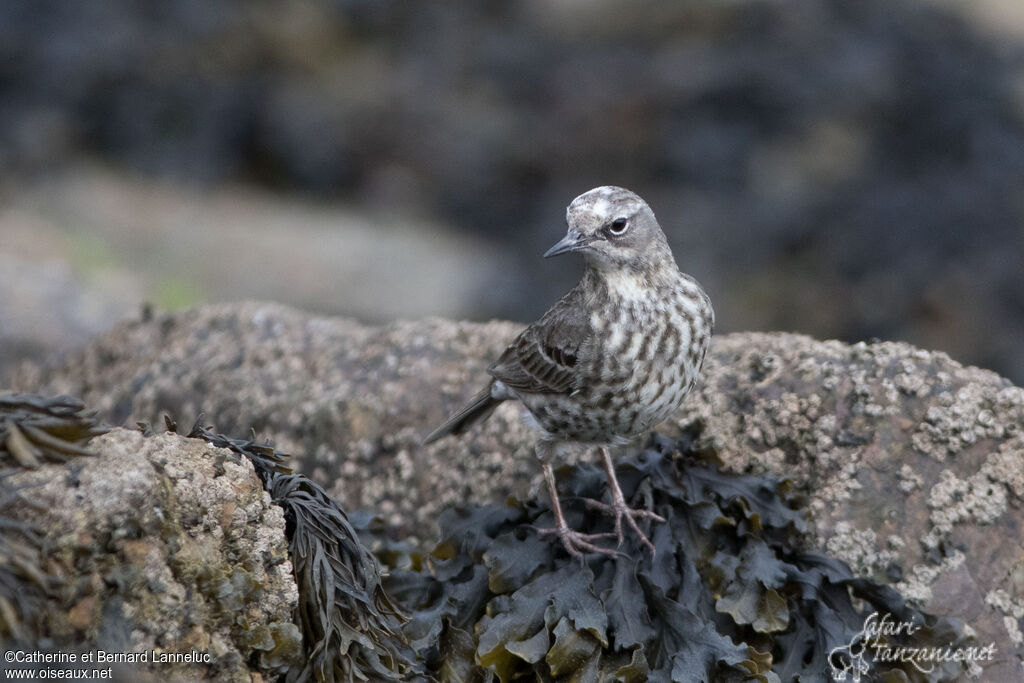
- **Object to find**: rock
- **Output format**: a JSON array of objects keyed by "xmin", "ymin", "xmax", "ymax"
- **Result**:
[
  {"xmin": 9, "ymin": 302, "xmax": 1024, "ymax": 676},
  {"xmin": 4, "ymin": 427, "xmax": 303, "ymax": 682},
  {"xmin": 8, "ymin": 303, "xmax": 533, "ymax": 541},
  {"xmin": 678, "ymin": 333, "xmax": 1024, "ymax": 679},
  {"xmin": 8, "ymin": 302, "xmax": 535, "ymax": 542}
]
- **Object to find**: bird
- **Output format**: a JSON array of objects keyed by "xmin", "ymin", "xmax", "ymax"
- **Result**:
[{"xmin": 423, "ymin": 186, "xmax": 714, "ymax": 557}]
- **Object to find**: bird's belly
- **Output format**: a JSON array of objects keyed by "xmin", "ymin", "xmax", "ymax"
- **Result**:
[
  {"xmin": 520, "ymin": 358, "xmax": 691, "ymax": 443},
  {"xmin": 519, "ymin": 289, "xmax": 710, "ymax": 443}
]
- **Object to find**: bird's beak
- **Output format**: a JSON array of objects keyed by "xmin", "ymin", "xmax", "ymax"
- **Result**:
[{"xmin": 543, "ymin": 232, "xmax": 591, "ymax": 258}]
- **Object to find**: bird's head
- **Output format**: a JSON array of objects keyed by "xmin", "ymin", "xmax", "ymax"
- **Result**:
[{"xmin": 544, "ymin": 186, "xmax": 675, "ymax": 272}]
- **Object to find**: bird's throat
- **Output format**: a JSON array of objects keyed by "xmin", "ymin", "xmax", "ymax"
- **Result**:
[{"xmin": 585, "ymin": 264, "xmax": 673, "ymax": 302}]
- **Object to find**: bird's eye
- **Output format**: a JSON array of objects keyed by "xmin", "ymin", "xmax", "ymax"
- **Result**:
[{"xmin": 609, "ymin": 217, "xmax": 629, "ymax": 235}]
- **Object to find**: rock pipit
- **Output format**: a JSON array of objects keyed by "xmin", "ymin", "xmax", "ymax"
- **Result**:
[{"xmin": 425, "ymin": 186, "xmax": 714, "ymax": 556}]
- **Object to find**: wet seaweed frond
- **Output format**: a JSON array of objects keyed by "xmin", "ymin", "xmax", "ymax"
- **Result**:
[
  {"xmin": 269, "ymin": 472, "xmax": 419, "ymax": 682},
  {"xmin": 0, "ymin": 474, "xmax": 58, "ymax": 646},
  {"xmin": 0, "ymin": 393, "xmax": 108, "ymax": 468},
  {"xmin": 0, "ymin": 393, "xmax": 104, "ymax": 645}
]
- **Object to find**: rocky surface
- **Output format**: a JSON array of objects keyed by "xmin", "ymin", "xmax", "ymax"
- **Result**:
[
  {"xmin": 4, "ymin": 427, "xmax": 303, "ymax": 682},
  {"xmin": 680, "ymin": 332, "xmax": 1024, "ymax": 680},
  {"xmin": 8, "ymin": 301, "xmax": 1024, "ymax": 677},
  {"xmin": 8, "ymin": 303, "xmax": 533, "ymax": 539}
]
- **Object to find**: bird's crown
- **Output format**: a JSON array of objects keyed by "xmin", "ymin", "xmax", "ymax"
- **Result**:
[
  {"xmin": 566, "ymin": 186, "xmax": 649, "ymax": 227},
  {"xmin": 546, "ymin": 186, "xmax": 674, "ymax": 272}
]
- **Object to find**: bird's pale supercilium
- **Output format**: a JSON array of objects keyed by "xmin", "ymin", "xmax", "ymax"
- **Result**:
[{"xmin": 424, "ymin": 186, "xmax": 714, "ymax": 557}]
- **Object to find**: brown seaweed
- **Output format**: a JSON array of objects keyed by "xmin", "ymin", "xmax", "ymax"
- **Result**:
[
  {"xmin": 0, "ymin": 393, "xmax": 108, "ymax": 467},
  {"xmin": 0, "ymin": 393, "xmax": 105, "ymax": 645},
  {"xmin": 371, "ymin": 426, "xmax": 974, "ymax": 682}
]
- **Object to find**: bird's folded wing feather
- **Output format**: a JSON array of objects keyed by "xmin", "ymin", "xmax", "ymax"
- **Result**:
[{"xmin": 487, "ymin": 296, "xmax": 590, "ymax": 395}]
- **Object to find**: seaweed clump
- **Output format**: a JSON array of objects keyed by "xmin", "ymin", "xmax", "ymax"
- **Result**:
[
  {"xmin": 0, "ymin": 392, "xmax": 108, "ymax": 467},
  {"xmin": 0, "ymin": 474, "xmax": 57, "ymax": 645},
  {"xmin": 0, "ymin": 393, "xmax": 107, "ymax": 645},
  {"xmin": 168, "ymin": 417, "xmax": 419, "ymax": 682},
  {"xmin": 374, "ymin": 426, "xmax": 974, "ymax": 681}
]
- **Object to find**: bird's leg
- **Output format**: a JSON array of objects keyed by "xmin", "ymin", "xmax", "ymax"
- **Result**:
[
  {"xmin": 584, "ymin": 446, "xmax": 665, "ymax": 554},
  {"xmin": 535, "ymin": 460, "xmax": 621, "ymax": 558}
]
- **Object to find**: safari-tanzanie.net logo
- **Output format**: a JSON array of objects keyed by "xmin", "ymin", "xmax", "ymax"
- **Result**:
[{"xmin": 828, "ymin": 611, "xmax": 997, "ymax": 681}]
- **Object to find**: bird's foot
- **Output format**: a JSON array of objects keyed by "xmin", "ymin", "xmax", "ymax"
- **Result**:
[
  {"xmin": 534, "ymin": 523, "xmax": 623, "ymax": 558},
  {"xmin": 583, "ymin": 497, "xmax": 665, "ymax": 555}
]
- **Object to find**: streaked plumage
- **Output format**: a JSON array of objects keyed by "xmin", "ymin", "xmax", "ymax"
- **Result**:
[{"xmin": 425, "ymin": 186, "xmax": 714, "ymax": 556}]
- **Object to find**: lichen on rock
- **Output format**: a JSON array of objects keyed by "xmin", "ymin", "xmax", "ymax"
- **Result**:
[{"xmin": 4, "ymin": 427, "xmax": 302, "ymax": 682}]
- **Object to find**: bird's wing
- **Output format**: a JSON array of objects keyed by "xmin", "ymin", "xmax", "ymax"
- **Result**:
[{"xmin": 487, "ymin": 293, "xmax": 590, "ymax": 396}]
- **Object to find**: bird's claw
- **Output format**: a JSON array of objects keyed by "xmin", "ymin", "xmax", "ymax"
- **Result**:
[
  {"xmin": 583, "ymin": 497, "xmax": 664, "ymax": 555},
  {"xmin": 533, "ymin": 524, "xmax": 627, "ymax": 558}
]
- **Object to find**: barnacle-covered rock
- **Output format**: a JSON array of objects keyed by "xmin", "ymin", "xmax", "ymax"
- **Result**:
[
  {"xmin": 675, "ymin": 332, "xmax": 1024, "ymax": 678},
  {"xmin": 9, "ymin": 302, "xmax": 1024, "ymax": 676},
  {"xmin": 8, "ymin": 302, "xmax": 532, "ymax": 540},
  {"xmin": 3, "ymin": 427, "xmax": 302, "ymax": 682}
]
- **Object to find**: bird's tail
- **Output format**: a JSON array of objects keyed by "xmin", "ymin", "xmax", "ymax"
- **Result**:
[{"xmin": 422, "ymin": 386, "xmax": 503, "ymax": 445}]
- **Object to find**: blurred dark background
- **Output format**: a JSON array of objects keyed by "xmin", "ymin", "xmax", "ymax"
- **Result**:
[{"xmin": 2, "ymin": 0, "xmax": 1024, "ymax": 383}]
